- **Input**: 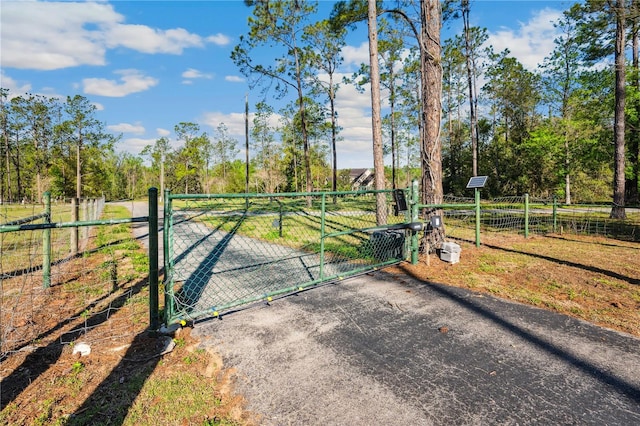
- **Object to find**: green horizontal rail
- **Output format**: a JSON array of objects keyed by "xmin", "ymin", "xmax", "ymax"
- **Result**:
[
  {"xmin": 0, "ymin": 212, "xmax": 49, "ymax": 227},
  {"xmin": 416, "ymin": 203, "xmax": 476, "ymax": 210},
  {"xmin": 168, "ymin": 188, "xmax": 394, "ymax": 200},
  {"xmin": 416, "ymin": 198, "xmax": 482, "ymax": 247},
  {"xmin": 0, "ymin": 216, "xmax": 148, "ymax": 233},
  {"xmin": 167, "ymin": 260, "xmax": 397, "ymax": 324}
]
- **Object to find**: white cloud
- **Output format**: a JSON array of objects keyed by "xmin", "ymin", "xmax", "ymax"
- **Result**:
[
  {"xmin": 106, "ymin": 25, "xmax": 203, "ymax": 54},
  {"xmin": 206, "ymin": 33, "xmax": 232, "ymax": 46},
  {"xmin": 0, "ymin": 71, "xmax": 32, "ymax": 95},
  {"xmin": 93, "ymin": 102, "xmax": 105, "ymax": 111},
  {"xmin": 0, "ymin": 1, "xmax": 226, "ymax": 71},
  {"xmin": 333, "ymin": 82, "xmax": 376, "ymax": 169},
  {"xmin": 487, "ymin": 8, "xmax": 563, "ymax": 70},
  {"xmin": 117, "ymin": 137, "xmax": 159, "ymax": 156},
  {"xmin": 82, "ymin": 69, "xmax": 159, "ymax": 97},
  {"xmin": 1, "ymin": 2, "xmax": 115, "ymax": 70},
  {"xmin": 182, "ymin": 68, "xmax": 214, "ymax": 84},
  {"xmin": 108, "ymin": 122, "xmax": 146, "ymax": 135},
  {"xmin": 225, "ymin": 75, "xmax": 245, "ymax": 83},
  {"xmin": 157, "ymin": 128, "xmax": 171, "ymax": 137},
  {"xmin": 201, "ymin": 111, "xmax": 249, "ymax": 137},
  {"xmin": 342, "ymin": 42, "xmax": 370, "ymax": 71}
]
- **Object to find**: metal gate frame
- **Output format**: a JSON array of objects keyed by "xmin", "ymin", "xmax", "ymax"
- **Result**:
[{"xmin": 162, "ymin": 187, "xmax": 420, "ymax": 325}]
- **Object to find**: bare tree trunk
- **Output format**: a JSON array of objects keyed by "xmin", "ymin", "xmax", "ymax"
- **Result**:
[
  {"xmin": 76, "ymin": 130, "xmax": 82, "ymax": 199},
  {"xmin": 368, "ymin": 0, "xmax": 388, "ymax": 225},
  {"xmin": 611, "ymin": 0, "xmax": 627, "ymax": 219},
  {"xmin": 462, "ymin": 0, "xmax": 479, "ymax": 177},
  {"xmin": 245, "ymin": 93, "xmax": 250, "ymax": 195},
  {"xmin": 420, "ymin": 0, "xmax": 444, "ymax": 249},
  {"xmin": 293, "ymin": 35, "xmax": 312, "ymax": 206},
  {"xmin": 628, "ymin": 0, "xmax": 640, "ymax": 204},
  {"xmin": 564, "ymin": 135, "xmax": 571, "ymax": 205},
  {"xmin": 330, "ymin": 73, "xmax": 338, "ymax": 200}
]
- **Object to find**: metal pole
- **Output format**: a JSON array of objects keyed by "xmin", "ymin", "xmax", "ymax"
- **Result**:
[
  {"xmin": 279, "ymin": 201, "xmax": 283, "ymax": 238},
  {"xmin": 319, "ymin": 193, "xmax": 326, "ymax": 279},
  {"xmin": 411, "ymin": 180, "xmax": 419, "ymax": 264},
  {"xmin": 81, "ymin": 199, "xmax": 88, "ymax": 243},
  {"xmin": 552, "ymin": 196, "xmax": 557, "ymax": 233},
  {"xmin": 163, "ymin": 189, "xmax": 172, "ymax": 325},
  {"xmin": 524, "ymin": 193, "xmax": 529, "ymax": 238},
  {"xmin": 475, "ymin": 188, "xmax": 481, "ymax": 247},
  {"xmin": 43, "ymin": 192, "xmax": 51, "ymax": 288},
  {"xmin": 71, "ymin": 197, "xmax": 79, "ymax": 255},
  {"xmin": 148, "ymin": 187, "xmax": 159, "ymax": 330}
]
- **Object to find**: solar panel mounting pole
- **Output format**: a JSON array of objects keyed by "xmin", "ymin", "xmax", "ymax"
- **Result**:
[
  {"xmin": 466, "ymin": 176, "xmax": 488, "ymax": 248},
  {"xmin": 475, "ymin": 188, "xmax": 481, "ymax": 247}
]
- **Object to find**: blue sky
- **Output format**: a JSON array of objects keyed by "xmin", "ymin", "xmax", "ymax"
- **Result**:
[{"xmin": 1, "ymin": 0, "xmax": 572, "ymax": 169}]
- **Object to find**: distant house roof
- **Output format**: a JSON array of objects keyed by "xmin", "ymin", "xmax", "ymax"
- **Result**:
[
  {"xmin": 349, "ymin": 168, "xmax": 369, "ymax": 179},
  {"xmin": 350, "ymin": 168, "xmax": 374, "ymax": 190}
]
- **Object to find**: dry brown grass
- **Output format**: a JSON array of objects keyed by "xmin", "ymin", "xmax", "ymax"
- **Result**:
[{"xmin": 393, "ymin": 232, "xmax": 640, "ymax": 337}]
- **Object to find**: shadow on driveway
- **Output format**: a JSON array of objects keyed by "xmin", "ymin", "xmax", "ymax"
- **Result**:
[{"xmin": 193, "ymin": 268, "xmax": 640, "ymax": 425}]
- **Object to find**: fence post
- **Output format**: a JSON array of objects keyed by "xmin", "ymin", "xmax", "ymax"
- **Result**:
[
  {"xmin": 81, "ymin": 198, "xmax": 88, "ymax": 243},
  {"xmin": 43, "ymin": 192, "xmax": 51, "ymax": 288},
  {"xmin": 552, "ymin": 196, "xmax": 557, "ymax": 233},
  {"xmin": 475, "ymin": 188, "xmax": 481, "ymax": 247},
  {"xmin": 148, "ymin": 187, "xmax": 159, "ymax": 331},
  {"xmin": 163, "ymin": 189, "xmax": 172, "ymax": 325},
  {"xmin": 71, "ymin": 197, "xmax": 79, "ymax": 255},
  {"xmin": 319, "ymin": 193, "xmax": 326, "ymax": 279},
  {"xmin": 524, "ymin": 193, "xmax": 530, "ymax": 238},
  {"xmin": 411, "ymin": 179, "xmax": 419, "ymax": 264}
]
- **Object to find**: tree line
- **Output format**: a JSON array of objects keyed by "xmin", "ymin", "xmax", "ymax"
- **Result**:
[{"xmin": 1, "ymin": 1, "xmax": 638, "ymax": 222}]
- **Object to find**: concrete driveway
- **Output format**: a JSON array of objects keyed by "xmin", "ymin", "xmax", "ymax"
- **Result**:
[{"xmin": 192, "ymin": 269, "xmax": 640, "ymax": 425}]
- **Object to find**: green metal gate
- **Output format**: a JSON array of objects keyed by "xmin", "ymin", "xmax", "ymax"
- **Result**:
[{"xmin": 163, "ymin": 189, "xmax": 415, "ymax": 324}]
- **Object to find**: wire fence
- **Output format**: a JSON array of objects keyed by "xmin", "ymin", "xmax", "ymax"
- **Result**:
[
  {"xmin": 437, "ymin": 194, "xmax": 640, "ymax": 242},
  {"xmin": 0, "ymin": 197, "xmax": 150, "ymax": 376},
  {"xmin": 164, "ymin": 190, "xmax": 408, "ymax": 323}
]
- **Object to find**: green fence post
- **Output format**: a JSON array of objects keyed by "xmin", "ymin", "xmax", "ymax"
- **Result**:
[
  {"xmin": 148, "ymin": 187, "xmax": 159, "ymax": 331},
  {"xmin": 163, "ymin": 189, "xmax": 172, "ymax": 325},
  {"xmin": 524, "ymin": 193, "xmax": 529, "ymax": 238},
  {"xmin": 411, "ymin": 180, "xmax": 419, "ymax": 264},
  {"xmin": 81, "ymin": 198, "xmax": 88, "ymax": 243},
  {"xmin": 43, "ymin": 192, "xmax": 51, "ymax": 288},
  {"xmin": 475, "ymin": 188, "xmax": 481, "ymax": 247},
  {"xmin": 319, "ymin": 193, "xmax": 326, "ymax": 279},
  {"xmin": 552, "ymin": 196, "xmax": 557, "ymax": 233},
  {"xmin": 278, "ymin": 199, "xmax": 283, "ymax": 238},
  {"xmin": 71, "ymin": 197, "xmax": 79, "ymax": 256}
]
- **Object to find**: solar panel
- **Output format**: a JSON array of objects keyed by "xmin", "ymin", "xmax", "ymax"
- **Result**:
[{"xmin": 466, "ymin": 176, "xmax": 488, "ymax": 189}]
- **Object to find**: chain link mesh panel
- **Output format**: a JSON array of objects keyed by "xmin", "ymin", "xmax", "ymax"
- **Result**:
[
  {"xmin": 165, "ymin": 191, "xmax": 408, "ymax": 322},
  {"xmin": 439, "ymin": 194, "xmax": 640, "ymax": 241}
]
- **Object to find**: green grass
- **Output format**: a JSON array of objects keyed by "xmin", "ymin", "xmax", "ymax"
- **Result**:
[{"xmin": 124, "ymin": 371, "xmax": 237, "ymax": 426}]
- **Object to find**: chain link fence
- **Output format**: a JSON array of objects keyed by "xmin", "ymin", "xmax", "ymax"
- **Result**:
[
  {"xmin": 438, "ymin": 194, "xmax": 640, "ymax": 242},
  {"xmin": 164, "ymin": 190, "xmax": 410, "ymax": 323}
]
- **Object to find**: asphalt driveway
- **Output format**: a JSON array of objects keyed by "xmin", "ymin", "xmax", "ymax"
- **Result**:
[
  {"xmin": 116, "ymin": 200, "xmax": 640, "ymax": 425},
  {"xmin": 192, "ymin": 269, "xmax": 640, "ymax": 425}
]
